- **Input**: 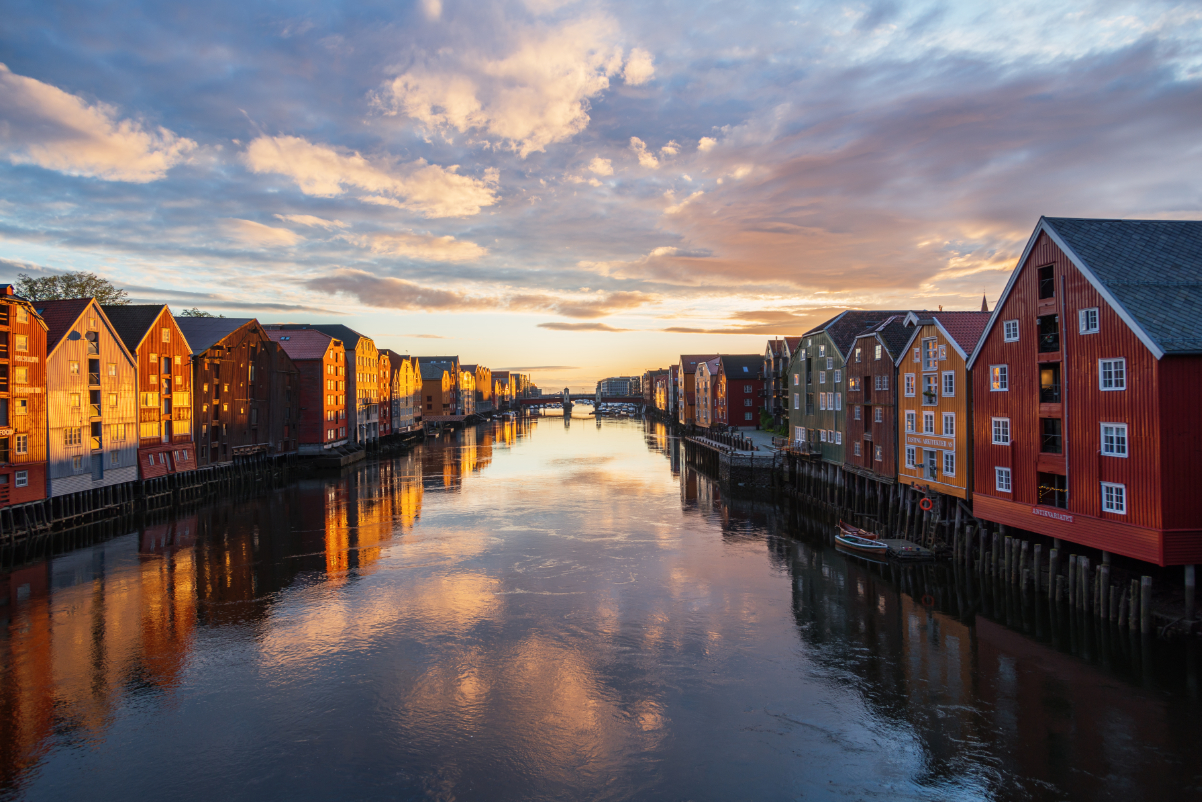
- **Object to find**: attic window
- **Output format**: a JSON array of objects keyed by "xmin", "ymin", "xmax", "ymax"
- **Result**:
[
  {"xmin": 281, "ymin": 336, "xmax": 291, "ymax": 341},
  {"xmin": 742, "ymin": 366, "xmax": 748, "ymax": 372}
]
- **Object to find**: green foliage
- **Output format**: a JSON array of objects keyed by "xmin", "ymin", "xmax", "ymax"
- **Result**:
[
  {"xmin": 759, "ymin": 409, "xmax": 774, "ymax": 429},
  {"xmin": 15, "ymin": 272, "xmax": 129, "ymax": 305},
  {"xmin": 178, "ymin": 307, "xmax": 224, "ymax": 318}
]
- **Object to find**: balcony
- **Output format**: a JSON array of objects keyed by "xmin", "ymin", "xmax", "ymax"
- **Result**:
[
  {"xmin": 88, "ymin": 372, "xmax": 101, "ymax": 386},
  {"xmin": 1037, "ymin": 315, "xmax": 1060, "ymax": 354},
  {"xmin": 90, "ymin": 403, "xmax": 101, "ymax": 418}
]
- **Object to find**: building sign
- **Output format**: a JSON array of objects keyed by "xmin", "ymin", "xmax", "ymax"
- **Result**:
[
  {"xmin": 905, "ymin": 435, "xmax": 954, "ymax": 450},
  {"xmin": 14, "ymin": 387, "xmax": 42, "ymax": 394},
  {"xmin": 0, "ymin": 427, "xmax": 12, "ymax": 437},
  {"xmin": 14, "ymin": 355, "xmax": 39, "ymax": 363},
  {"xmin": 1033, "ymin": 507, "xmax": 1074, "ymax": 523}
]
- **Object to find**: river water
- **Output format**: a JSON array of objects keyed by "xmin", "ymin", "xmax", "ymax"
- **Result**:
[{"xmin": 2, "ymin": 414, "xmax": 1200, "ymax": 801}]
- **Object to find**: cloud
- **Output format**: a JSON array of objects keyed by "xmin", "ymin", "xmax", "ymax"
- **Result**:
[
  {"xmin": 697, "ymin": 137, "xmax": 717, "ymax": 152},
  {"xmin": 622, "ymin": 48, "xmax": 655, "ymax": 86},
  {"xmin": 305, "ymin": 269, "xmax": 653, "ymax": 318},
  {"xmin": 377, "ymin": 17, "xmax": 627, "ymax": 157},
  {"xmin": 629, "ymin": 137, "xmax": 658, "ymax": 168},
  {"xmin": 660, "ymin": 307, "xmax": 853, "ymax": 336},
  {"xmin": 588, "ymin": 157, "xmax": 613, "ymax": 176},
  {"xmin": 659, "ymin": 140, "xmax": 680, "ymax": 156},
  {"xmin": 537, "ymin": 321, "xmax": 630, "ymax": 332},
  {"xmin": 496, "ymin": 365, "xmax": 579, "ymax": 370},
  {"xmin": 420, "ymin": 0, "xmax": 442, "ymax": 21},
  {"xmin": 274, "ymin": 213, "xmax": 348, "ymax": 230},
  {"xmin": 221, "ymin": 218, "xmax": 302, "ymax": 247},
  {"xmin": 664, "ymin": 190, "xmax": 703, "ymax": 214},
  {"xmin": 243, "ymin": 135, "xmax": 498, "ymax": 217},
  {"xmin": 0, "ymin": 63, "xmax": 196, "ymax": 182},
  {"xmin": 346, "ymin": 231, "xmax": 487, "ymax": 262},
  {"xmin": 401, "ymin": 333, "xmax": 450, "ymax": 339}
]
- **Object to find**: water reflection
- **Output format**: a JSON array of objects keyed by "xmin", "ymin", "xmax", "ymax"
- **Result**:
[{"xmin": 0, "ymin": 415, "xmax": 1198, "ymax": 801}]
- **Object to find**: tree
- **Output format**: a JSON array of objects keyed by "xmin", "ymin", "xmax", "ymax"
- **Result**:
[
  {"xmin": 177, "ymin": 308, "xmax": 224, "ymax": 318},
  {"xmin": 15, "ymin": 272, "xmax": 129, "ymax": 305}
]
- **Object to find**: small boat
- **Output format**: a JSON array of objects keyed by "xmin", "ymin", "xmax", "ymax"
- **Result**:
[
  {"xmin": 835, "ymin": 531, "xmax": 890, "ymax": 557},
  {"xmin": 837, "ymin": 520, "xmax": 878, "ymax": 540}
]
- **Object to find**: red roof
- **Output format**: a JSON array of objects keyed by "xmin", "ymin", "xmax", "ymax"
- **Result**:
[
  {"xmin": 929, "ymin": 311, "xmax": 991, "ymax": 355},
  {"xmin": 267, "ymin": 328, "xmax": 339, "ymax": 360},
  {"xmin": 785, "ymin": 336, "xmax": 802, "ymax": 353},
  {"xmin": 35, "ymin": 298, "xmax": 93, "ymax": 352}
]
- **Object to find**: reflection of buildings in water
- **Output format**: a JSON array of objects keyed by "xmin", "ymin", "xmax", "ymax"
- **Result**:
[
  {"xmin": 680, "ymin": 466, "xmax": 699, "ymax": 508},
  {"xmin": 422, "ymin": 425, "xmax": 497, "ymax": 491}
]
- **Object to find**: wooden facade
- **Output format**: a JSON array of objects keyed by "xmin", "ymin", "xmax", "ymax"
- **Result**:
[
  {"xmin": 676, "ymin": 354, "xmax": 717, "ymax": 426},
  {"xmin": 267, "ymin": 330, "xmax": 347, "ymax": 454},
  {"xmin": 895, "ymin": 313, "xmax": 988, "ymax": 501},
  {"xmin": 266, "ymin": 340, "xmax": 300, "ymax": 456},
  {"xmin": 969, "ymin": 219, "xmax": 1202, "ymax": 566},
  {"xmin": 104, "ymin": 305, "xmax": 197, "ymax": 479},
  {"xmin": 788, "ymin": 329, "xmax": 846, "ymax": 461},
  {"xmin": 420, "ymin": 363, "xmax": 453, "ymax": 417},
  {"xmin": 716, "ymin": 355, "xmax": 763, "ymax": 429},
  {"xmin": 844, "ymin": 318, "xmax": 909, "ymax": 484},
  {"xmin": 37, "ymin": 299, "xmax": 139, "ymax": 496},
  {"xmin": 695, "ymin": 358, "xmax": 719, "ymax": 428},
  {"xmin": 0, "ymin": 286, "xmax": 49, "ymax": 506}
]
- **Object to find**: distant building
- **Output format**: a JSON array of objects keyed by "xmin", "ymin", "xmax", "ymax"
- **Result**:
[
  {"xmin": 597, "ymin": 376, "xmax": 639, "ymax": 396},
  {"xmin": 266, "ymin": 329, "xmax": 347, "ymax": 454},
  {"xmin": 716, "ymin": 355, "xmax": 763, "ymax": 429},
  {"xmin": 677, "ymin": 355, "xmax": 718, "ymax": 426},
  {"xmin": 416, "ymin": 356, "xmax": 461, "ymax": 412},
  {"xmin": 0, "ymin": 286, "xmax": 48, "ymax": 506}
]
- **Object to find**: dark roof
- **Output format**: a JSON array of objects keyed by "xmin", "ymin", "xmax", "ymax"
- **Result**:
[
  {"xmin": 719, "ymin": 354, "xmax": 763, "ymax": 378},
  {"xmin": 1045, "ymin": 217, "xmax": 1202, "ymax": 354},
  {"xmin": 266, "ymin": 329, "xmax": 339, "ymax": 360},
  {"xmin": 34, "ymin": 299, "xmax": 93, "ymax": 352},
  {"xmin": 420, "ymin": 363, "xmax": 450, "ymax": 381},
  {"xmin": 928, "ymin": 311, "xmax": 990, "ymax": 355},
  {"xmin": 175, "ymin": 317, "xmax": 257, "ymax": 353},
  {"xmin": 461, "ymin": 364, "xmax": 478, "ymax": 372},
  {"xmin": 416, "ymin": 355, "xmax": 459, "ymax": 366},
  {"xmin": 101, "ymin": 305, "xmax": 165, "ymax": 354},
  {"xmin": 680, "ymin": 353, "xmax": 718, "ymax": 371},
  {"xmin": 805, "ymin": 310, "xmax": 915, "ymax": 357},
  {"xmin": 855, "ymin": 316, "xmax": 912, "ymax": 359},
  {"xmin": 265, "ymin": 323, "xmax": 370, "ymax": 351}
]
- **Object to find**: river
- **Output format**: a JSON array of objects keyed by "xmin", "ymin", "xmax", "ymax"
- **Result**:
[{"xmin": 1, "ymin": 414, "xmax": 1199, "ymax": 801}]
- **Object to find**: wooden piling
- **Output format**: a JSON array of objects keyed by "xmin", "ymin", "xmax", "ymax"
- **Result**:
[
  {"xmin": 1048, "ymin": 547, "xmax": 1059, "ymax": 601},
  {"xmin": 1100, "ymin": 564, "xmax": 1111, "ymax": 620},
  {"xmin": 1033, "ymin": 544, "xmax": 1042, "ymax": 593},
  {"xmin": 1055, "ymin": 575, "xmax": 1065, "ymax": 604},
  {"xmin": 1141, "ymin": 576, "xmax": 1153, "ymax": 635}
]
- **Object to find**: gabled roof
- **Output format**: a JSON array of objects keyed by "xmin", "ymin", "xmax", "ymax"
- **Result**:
[
  {"xmin": 101, "ymin": 304, "xmax": 169, "ymax": 354},
  {"xmin": 175, "ymin": 317, "xmax": 257, "ymax": 353},
  {"xmin": 266, "ymin": 328, "xmax": 339, "ymax": 360},
  {"xmin": 461, "ymin": 363, "xmax": 478, "ymax": 372},
  {"xmin": 718, "ymin": 354, "xmax": 763, "ymax": 378},
  {"xmin": 420, "ymin": 363, "xmax": 450, "ymax": 381},
  {"xmin": 896, "ymin": 311, "xmax": 991, "ymax": 365},
  {"xmin": 970, "ymin": 217, "xmax": 1202, "ymax": 366},
  {"xmin": 766, "ymin": 339, "xmax": 786, "ymax": 356},
  {"xmin": 34, "ymin": 299, "xmax": 93, "ymax": 352},
  {"xmin": 680, "ymin": 353, "xmax": 719, "ymax": 372},
  {"xmin": 854, "ymin": 316, "xmax": 912, "ymax": 360},
  {"xmin": 804, "ymin": 310, "xmax": 914, "ymax": 357},
  {"xmin": 417, "ymin": 355, "xmax": 459, "ymax": 365},
  {"xmin": 265, "ymin": 323, "xmax": 371, "ymax": 351}
]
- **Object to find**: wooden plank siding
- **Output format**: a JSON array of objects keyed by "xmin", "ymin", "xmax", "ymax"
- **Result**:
[
  {"xmin": 971, "ymin": 229, "xmax": 1202, "ymax": 565},
  {"xmin": 0, "ymin": 291, "xmax": 49, "ymax": 505},
  {"xmin": 133, "ymin": 308, "xmax": 196, "ymax": 478},
  {"xmin": 788, "ymin": 330, "xmax": 847, "ymax": 463},
  {"xmin": 897, "ymin": 322, "xmax": 974, "ymax": 500},
  {"xmin": 844, "ymin": 332, "xmax": 899, "ymax": 483}
]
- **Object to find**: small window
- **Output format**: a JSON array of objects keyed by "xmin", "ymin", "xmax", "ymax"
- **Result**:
[
  {"xmin": 834, "ymin": 393, "xmax": 841, "ymax": 411},
  {"xmin": 69, "ymin": 360, "xmax": 80, "ymax": 376},
  {"xmin": 14, "ymin": 434, "xmax": 27, "ymax": 454},
  {"xmin": 1101, "ymin": 482, "xmax": 1127, "ymax": 514},
  {"xmin": 995, "ymin": 467, "xmax": 1012, "ymax": 492},
  {"xmin": 904, "ymin": 374, "xmax": 915, "ymax": 397},
  {"xmin": 13, "ymin": 367, "xmax": 27, "ymax": 384},
  {"xmin": 793, "ymin": 393, "xmax": 799, "ymax": 410},
  {"xmin": 1079, "ymin": 308, "xmax": 1099, "ymax": 334},
  {"xmin": 874, "ymin": 344, "xmax": 882, "ymax": 361},
  {"xmin": 905, "ymin": 445, "xmax": 916, "ymax": 468},
  {"xmin": 161, "ymin": 328, "xmax": 171, "ymax": 343},
  {"xmin": 853, "ymin": 442, "xmax": 861, "ymax": 457},
  {"xmin": 108, "ymin": 393, "xmax": 117, "ymax": 407},
  {"xmin": 990, "ymin": 365, "xmax": 1009, "ymax": 391},
  {"xmin": 14, "ymin": 399, "xmax": 27, "ymax": 415},
  {"xmin": 874, "ymin": 446, "xmax": 882, "ymax": 462},
  {"xmin": 835, "ymin": 431, "xmax": 842, "ymax": 445},
  {"xmin": 1003, "ymin": 320, "xmax": 1019, "ymax": 342},
  {"xmin": 913, "ymin": 348, "xmax": 920, "ymax": 363},
  {"xmin": 854, "ymin": 405, "xmax": 861, "ymax": 421},
  {"xmin": 1038, "ymin": 265, "xmax": 1055, "ymax": 299},
  {"xmin": 905, "ymin": 411, "xmax": 916, "ymax": 432},
  {"xmin": 943, "ymin": 412, "xmax": 955, "ymax": 437},
  {"xmin": 820, "ymin": 430, "xmax": 827, "ymax": 442},
  {"xmin": 923, "ymin": 411, "xmax": 935, "ymax": 434},
  {"xmin": 826, "ymin": 358, "xmax": 833, "ymax": 370},
  {"xmin": 818, "ymin": 344, "xmax": 825, "ymax": 357},
  {"xmin": 854, "ymin": 347, "xmax": 861, "ymax": 363},
  {"xmin": 833, "ymin": 369, "xmax": 841, "ymax": 384},
  {"xmin": 819, "ymin": 394, "xmax": 826, "ymax": 411},
  {"xmin": 942, "ymin": 371, "xmax": 954, "ymax": 397},
  {"xmin": 874, "ymin": 407, "xmax": 882, "ymax": 424},
  {"xmin": 1099, "ymin": 358, "xmax": 1126, "ymax": 391},
  {"xmin": 992, "ymin": 417, "xmax": 1011, "ymax": 445},
  {"xmin": 16, "ymin": 308, "xmax": 28, "ymax": 323},
  {"xmin": 943, "ymin": 452, "xmax": 955, "ymax": 477},
  {"xmin": 108, "ymin": 362, "xmax": 116, "ymax": 376},
  {"xmin": 14, "ymin": 470, "xmax": 27, "ymax": 487},
  {"xmin": 938, "ymin": 344, "xmax": 947, "ymax": 361},
  {"xmin": 69, "ymin": 393, "xmax": 80, "ymax": 408},
  {"xmin": 1101, "ymin": 423, "xmax": 1128, "ymax": 457},
  {"xmin": 14, "ymin": 334, "xmax": 28, "ymax": 352},
  {"xmin": 819, "ymin": 371, "xmax": 826, "ymax": 385}
]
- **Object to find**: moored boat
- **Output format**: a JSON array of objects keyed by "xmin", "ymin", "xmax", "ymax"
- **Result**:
[
  {"xmin": 834, "ymin": 531, "xmax": 889, "ymax": 557},
  {"xmin": 837, "ymin": 520, "xmax": 878, "ymax": 540}
]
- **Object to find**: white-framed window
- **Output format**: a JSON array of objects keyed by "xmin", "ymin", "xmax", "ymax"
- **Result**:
[
  {"xmin": 819, "ymin": 393, "xmax": 826, "ymax": 411},
  {"xmin": 995, "ymin": 467, "xmax": 1012, "ymax": 492},
  {"xmin": 923, "ymin": 411, "xmax": 935, "ymax": 434},
  {"xmin": 880, "ymin": 374, "xmax": 888, "ymax": 391},
  {"xmin": 14, "ymin": 434, "xmax": 27, "ymax": 454},
  {"xmin": 853, "ymin": 442, "xmax": 861, "ymax": 456},
  {"xmin": 942, "ymin": 412, "xmax": 955, "ymax": 437},
  {"xmin": 1099, "ymin": 358, "xmax": 1126, "ymax": 391},
  {"xmin": 819, "ymin": 371, "xmax": 826, "ymax": 385},
  {"xmin": 854, "ymin": 405, "xmax": 861, "ymax": 420},
  {"xmin": 942, "ymin": 371, "xmax": 954, "ymax": 397},
  {"xmin": 14, "ymin": 470, "xmax": 28, "ymax": 488},
  {"xmin": 943, "ymin": 451, "xmax": 956, "ymax": 477},
  {"xmin": 1101, "ymin": 423, "xmax": 1128, "ymax": 457},
  {"xmin": 904, "ymin": 374, "xmax": 915, "ymax": 396},
  {"xmin": 923, "ymin": 338, "xmax": 938, "ymax": 370},
  {"xmin": 1101, "ymin": 482, "xmax": 1127, "ymax": 514},
  {"xmin": 905, "ymin": 411, "xmax": 916, "ymax": 432},
  {"xmin": 834, "ymin": 369, "xmax": 841, "ymax": 384},
  {"xmin": 905, "ymin": 445, "xmax": 916, "ymax": 468},
  {"xmin": 743, "ymin": 398, "xmax": 752, "ymax": 407},
  {"xmin": 923, "ymin": 375, "xmax": 938, "ymax": 403},
  {"xmin": 938, "ymin": 344, "xmax": 947, "ymax": 361},
  {"xmin": 818, "ymin": 344, "xmax": 825, "ymax": 357},
  {"xmin": 793, "ymin": 393, "xmax": 799, "ymax": 410},
  {"xmin": 1079, "ymin": 308, "xmax": 1099, "ymax": 334},
  {"xmin": 835, "ymin": 431, "xmax": 842, "ymax": 445},
  {"xmin": 854, "ymin": 347, "xmax": 861, "ymax": 363},
  {"xmin": 1003, "ymin": 320, "xmax": 1019, "ymax": 342},
  {"xmin": 874, "ymin": 445, "xmax": 882, "ymax": 461},
  {"xmin": 913, "ymin": 347, "xmax": 920, "ymax": 363},
  {"xmin": 820, "ymin": 429, "xmax": 827, "ymax": 442},
  {"xmin": 826, "ymin": 357, "xmax": 834, "ymax": 370},
  {"xmin": 794, "ymin": 426, "xmax": 804, "ymax": 442},
  {"xmin": 834, "ymin": 393, "xmax": 842, "ymax": 411},
  {"xmin": 874, "ymin": 344, "xmax": 882, "ymax": 360},
  {"xmin": 793, "ymin": 373, "xmax": 799, "ymax": 385},
  {"xmin": 874, "ymin": 407, "xmax": 883, "ymax": 423},
  {"xmin": 990, "ymin": 364, "xmax": 1009, "ymax": 391},
  {"xmin": 744, "ymin": 412, "xmax": 753, "ymax": 421},
  {"xmin": 992, "ymin": 417, "xmax": 1011, "ymax": 445}
]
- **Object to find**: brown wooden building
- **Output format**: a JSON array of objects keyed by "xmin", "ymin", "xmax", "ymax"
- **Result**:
[
  {"xmin": 266, "ymin": 329, "xmax": 347, "ymax": 454},
  {"xmin": 176, "ymin": 318, "xmax": 300, "ymax": 465},
  {"xmin": 844, "ymin": 316, "xmax": 911, "ymax": 484},
  {"xmin": 102, "ymin": 305, "xmax": 196, "ymax": 479},
  {"xmin": 969, "ymin": 217, "xmax": 1202, "ymax": 566},
  {"xmin": 0, "ymin": 285, "xmax": 48, "ymax": 506}
]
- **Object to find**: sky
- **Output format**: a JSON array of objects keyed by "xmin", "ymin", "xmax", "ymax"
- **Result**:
[{"xmin": 1, "ymin": 1, "xmax": 1201, "ymax": 391}]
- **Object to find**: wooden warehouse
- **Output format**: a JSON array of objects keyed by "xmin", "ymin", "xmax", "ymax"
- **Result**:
[
  {"xmin": 844, "ymin": 316, "xmax": 911, "ymax": 484},
  {"xmin": 0, "ymin": 285, "xmax": 49, "ymax": 506},
  {"xmin": 969, "ymin": 217, "xmax": 1202, "ymax": 566},
  {"xmin": 266, "ymin": 329, "xmax": 347, "ymax": 454}
]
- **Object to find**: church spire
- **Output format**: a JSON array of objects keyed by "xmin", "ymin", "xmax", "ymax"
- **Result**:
[{"xmin": 981, "ymin": 293, "xmax": 989, "ymax": 313}]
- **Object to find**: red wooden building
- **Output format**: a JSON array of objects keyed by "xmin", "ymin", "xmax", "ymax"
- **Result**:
[
  {"xmin": 267, "ymin": 329, "xmax": 347, "ymax": 454},
  {"xmin": 103, "ymin": 305, "xmax": 196, "ymax": 479},
  {"xmin": 716, "ymin": 355, "xmax": 764, "ymax": 429},
  {"xmin": 0, "ymin": 286, "xmax": 48, "ymax": 506},
  {"xmin": 969, "ymin": 217, "xmax": 1202, "ymax": 567},
  {"xmin": 844, "ymin": 316, "xmax": 911, "ymax": 483}
]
